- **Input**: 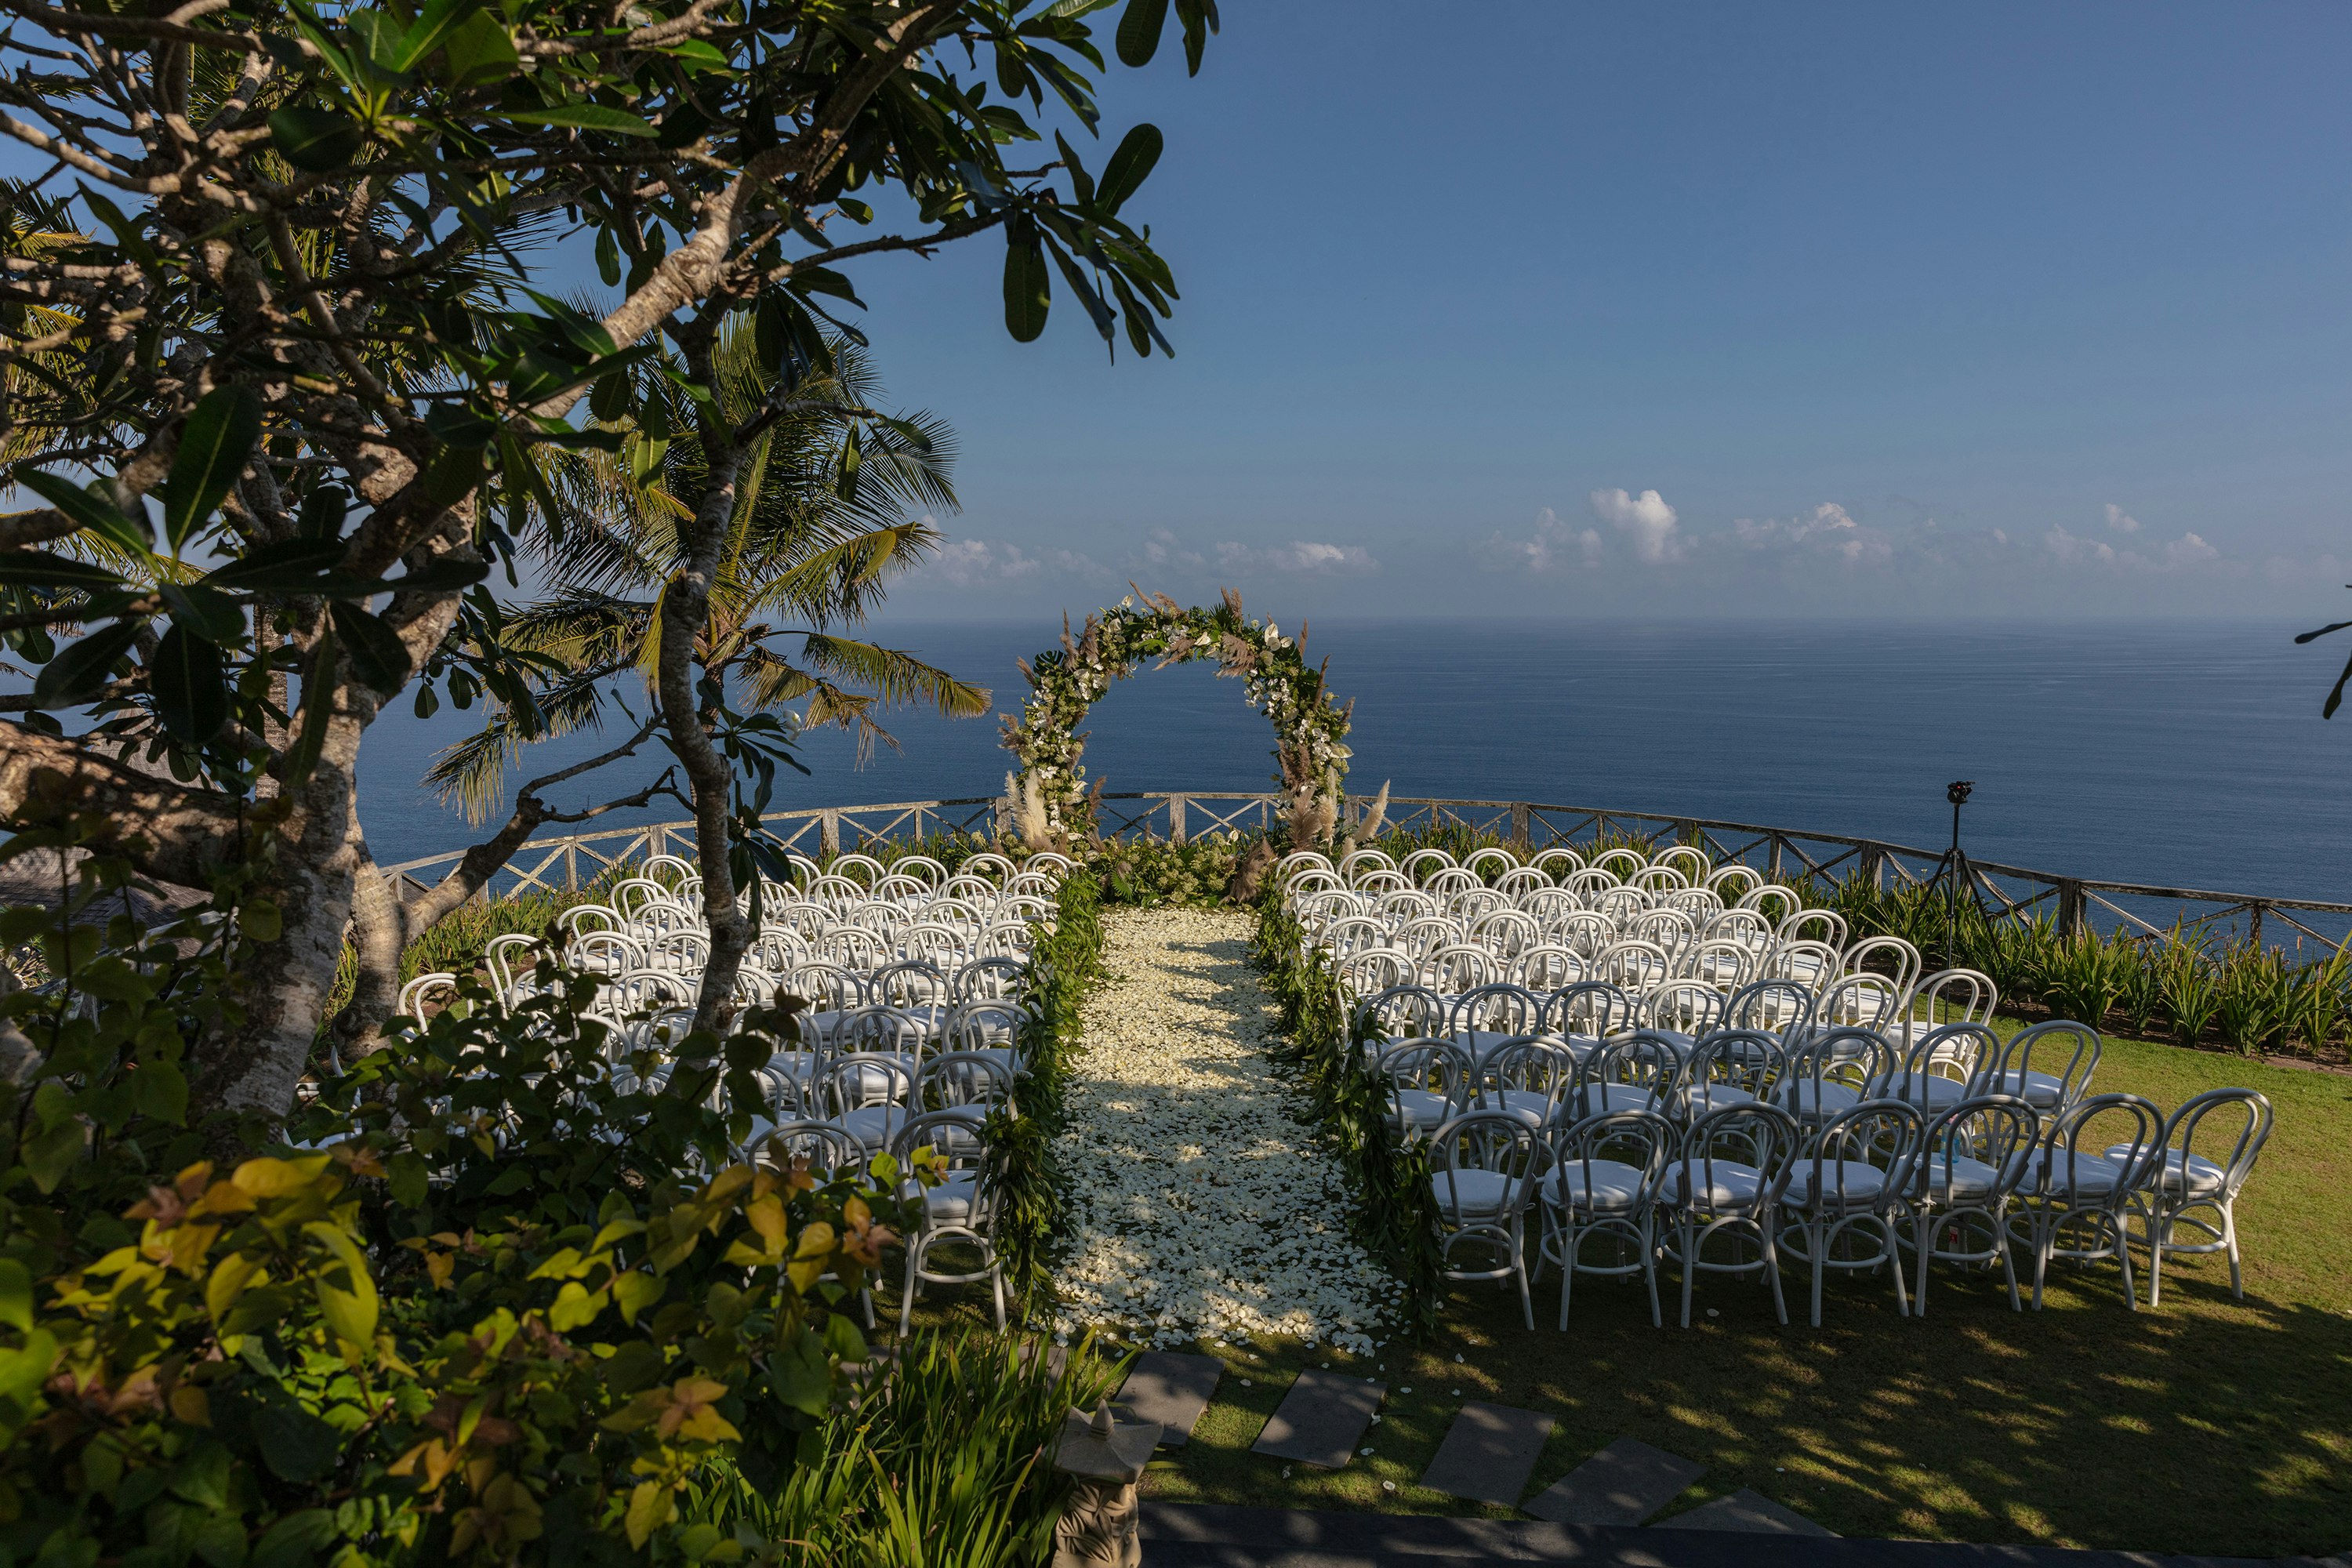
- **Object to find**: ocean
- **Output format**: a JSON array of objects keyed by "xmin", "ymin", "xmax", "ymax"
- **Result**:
[{"xmin": 354, "ymin": 619, "xmax": 2352, "ymax": 911}]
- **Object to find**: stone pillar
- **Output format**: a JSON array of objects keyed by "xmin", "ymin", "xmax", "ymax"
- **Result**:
[{"xmin": 1052, "ymin": 1402, "xmax": 1161, "ymax": 1568}]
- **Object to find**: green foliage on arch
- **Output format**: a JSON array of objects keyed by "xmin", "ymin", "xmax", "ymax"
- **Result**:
[{"xmin": 1000, "ymin": 590, "xmax": 1353, "ymax": 845}]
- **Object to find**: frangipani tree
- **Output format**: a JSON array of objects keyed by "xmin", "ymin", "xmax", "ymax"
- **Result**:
[{"xmin": 0, "ymin": 0, "xmax": 1213, "ymax": 1118}]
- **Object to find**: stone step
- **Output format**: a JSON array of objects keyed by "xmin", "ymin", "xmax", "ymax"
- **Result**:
[
  {"xmin": 1657, "ymin": 1487, "xmax": 1837, "ymax": 1537},
  {"xmin": 1252, "ymin": 1370, "xmax": 1387, "ymax": 1468},
  {"xmin": 1522, "ymin": 1436, "xmax": 1705, "ymax": 1526},
  {"xmin": 1120, "ymin": 1351, "xmax": 1225, "ymax": 1449},
  {"xmin": 1417, "ymin": 1401, "xmax": 1555, "ymax": 1507}
]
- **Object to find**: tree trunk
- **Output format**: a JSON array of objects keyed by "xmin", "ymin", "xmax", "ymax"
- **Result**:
[{"xmin": 660, "ymin": 368, "xmax": 753, "ymax": 1033}]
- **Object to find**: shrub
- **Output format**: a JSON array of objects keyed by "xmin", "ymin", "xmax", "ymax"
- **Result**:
[{"xmin": 0, "ymin": 848, "xmax": 915, "ymax": 1568}]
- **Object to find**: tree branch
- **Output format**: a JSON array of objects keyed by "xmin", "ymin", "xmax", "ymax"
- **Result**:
[{"xmin": 0, "ymin": 717, "xmax": 246, "ymax": 887}]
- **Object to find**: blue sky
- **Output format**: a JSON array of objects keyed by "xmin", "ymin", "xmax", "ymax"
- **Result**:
[{"xmin": 844, "ymin": 2, "xmax": 2352, "ymax": 620}]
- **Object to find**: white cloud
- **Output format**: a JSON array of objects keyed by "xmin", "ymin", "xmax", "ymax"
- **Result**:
[
  {"xmin": 1591, "ymin": 487, "xmax": 1683, "ymax": 564},
  {"xmin": 2158, "ymin": 531, "xmax": 2216, "ymax": 568},
  {"xmin": 1992, "ymin": 528, "xmax": 2009, "ymax": 546},
  {"xmin": 1141, "ymin": 528, "xmax": 1205, "ymax": 571},
  {"xmin": 2104, "ymin": 503, "xmax": 2141, "ymax": 535},
  {"xmin": 1213, "ymin": 539, "xmax": 1379, "ymax": 574},
  {"xmin": 1730, "ymin": 503, "xmax": 1892, "ymax": 565},
  {"xmin": 2045, "ymin": 525, "xmax": 2118, "ymax": 565},
  {"xmin": 1476, "ymin": 507, "xmax": 1603, "ymax": 574},
  {"xmin": 927, "ymin": 538, "xmax": 1105, "ymax": 586}
]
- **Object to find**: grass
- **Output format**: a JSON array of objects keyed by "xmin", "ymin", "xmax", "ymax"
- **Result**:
[{"xmin": 913, "ymin": 1021, "xmax": 2352, "ymax": 1557}]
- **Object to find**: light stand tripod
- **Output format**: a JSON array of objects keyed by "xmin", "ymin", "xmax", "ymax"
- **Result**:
[{"xmin": 1918, "ymin": 780, "xmax": 1982, "ymax": 968}]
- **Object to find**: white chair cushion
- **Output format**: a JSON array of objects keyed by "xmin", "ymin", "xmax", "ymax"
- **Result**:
[
  {"xmin": 1431, "ymin": 1167, "xmax": 1518, "ymax": 1216},
  {"xmin": 1984, "ymin": 1068, "xmax": 2066, "ymax": 1107},
  {"xmin": 926, "ymin": 1174, "xmax": 978, "ymax": 1223},
  {"xmin": 1682, "ymin": 1084, "xmax": 1756, "ymax": 1116},
  {"xmin": 2016, "ymin": 1152, "xmax": 2132, "ymax": 1197},
  {"xmin": 1392, "ymin": 1089, "xmax": 1454, "ymax": 1129},
  {"xmin": 1661, "ymin": 1161, "xmax": 1766, "ymax": 1209},
  {"xmin": 1918, "ymin": 1154, "xmax": 2005, "ymax": 1202},
  {"xmin": 1779, "ymin": 1081, "xmax": 1861, "ymax": 1119},
  {"xmin": 1541, "ymin": 1159, "xmax": 1646, "ymax": 1212},
  {"xmin": 2108, "ymin": 1145, "xmax": 2225, "ymax": 1196},
  {"xmin": 1587, "ymin": 1083, "xmax": 1664, "ymax": 1116},
  {"xmin": 1493, "ymin": 1089, "xmax": 1564, "ymax": 1126},
  {"xmin": 1902, "ymin": 1076, "xmax": 1969, "ymax": 1109},
  {"xmin": 835, "ymin": 1105, "xmax": 909, "ymax": 1151},
  {"xmin": 1784, "ymin": 1159, "xmax": 1890, "ymax": 1207}
]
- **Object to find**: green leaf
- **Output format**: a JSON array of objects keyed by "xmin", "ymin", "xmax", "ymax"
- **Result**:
[
  {"xmin": 298, "ymin": 485, "xmax": 348, "ymax": 542},
  {"xmin": 281, "ymin": 624, "xmax": 337, "ymax": 790},
  {"xmin": 394, "ymin": 0, "xmax": 483, "ymax": 71},
  {"xmin": 303, "ymin": 1221, "xmax": 379, "ymax": 1348},
  {"xmin": 0, "ymin": 1259, "xmax": 31, "ymax": 1332},
  {"xmin": 129, "ymin": 1052, "xmax": 187, "ymax": 1122},
  {"xmin": 594, "ymin": 227, "xmax": 621, "ymax": 289},
  {"xmin": 268, "ymin": 107, "xmax": 362, "ymax": 172},
  {"xmin": 327, "ymin": 601, "xmax": 411, "ymax": 691},
  {"xmin": 1116, "ymin": 0, "xmax": 1168, "ymax": 66},
  {"xmin": 438, "ymin": 7, "xmax": 518, "ymax": 85},
  {"xmin": 163, "ymin": 387, "xmax": 263, "ymax": 554},
  {"xmin": 158, "ymin": 582, "xmax": 242, "ymax": 643},
  {"xmin": 835, "ymin": 426, "xmax": 861, "ymax": 502},
  {"xmin": 424, "ymin": 400, "xmax": 499, "ymax": 449},
  {"xmin": 0, "ymin": 1329, "xmax": 58, "ymax": 1413},
  {"xmin": 389, "ymin": 557, "xmax": 490, "ymax": 593},
  {"xmin": 1096, "ymin": 122, "xmax": 1163, "ymax": 213},
  {"xmin": 20, "ymin": 1116, "xmax": 82, "ymax": 1193},
  {"xmin": 152, "ymin": 625, "xmax": 229, "ymax": 744},
  {"xmin": 504, "ymin": 104, "xmax": 657, "ymax": 137},
  {"xmin": 0, "ymin": 549, "xmax": 127, "ymax": 590},
  {"xmin": 16, "ymin": 470, "xmax": 151, "ymax": 555},
  {"xmin": 768, "ymin": 1329, "xmax": 830, "ymax": 1416},
  {"xmin": 31, "ymin": 618, "xmax": 142, "ymax": 708},
  {"xmin": 1002, "ymin": 220, "xmax": 1051, "ymax": 343},
  {"xmin": 251, "ymin": 1508, "xmax": 337, "ymax": 1568},
  {"xmin": 201, "ymin": 537, "xmax": 345, "ymax": 593},
  {"xmin": 1054, "ymin": 130, "xmax": 1097, "ymax": 206},
  {"xmin": 253, "ymin": 1403, "xmax": 339, "ymax": 1483}
]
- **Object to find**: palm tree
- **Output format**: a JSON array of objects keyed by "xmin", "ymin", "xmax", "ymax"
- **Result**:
[{"xmin": 425, "ymin": 325, "xmax": 989, "ymax": 825}]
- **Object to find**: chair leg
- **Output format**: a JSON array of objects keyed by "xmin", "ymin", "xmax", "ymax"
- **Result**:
[
  {"xmin": 1884, "ymin": 1216, "xmax": 1910, "ymax": 1318},
  {"xmin": 989, "ymin": 1248, "xmax": 1007, "ymax": 1331},
  {"xmin": 1809, "ymin": 1217, "xmax": 1826, "ymax": 1330},
  {"xmin": 2029, "ymin": 1215, "xmax": 2050, "ymax": 1311},
  {"xmin": 1679, "ymin": 1220, "xmax": 1697, "ymax": 1329},
  {"xmin": 1762, "ymin": 1214, "xmax": 1788, "ymax": 1327},
  {"xmin": 898, "ymin": 1236, "xmax": 922, "ymax": 1338},
  {"xmin": 1642, "ymin": 1216, "xmax": 1662, "ymax": 1329},
  {"xmin": 1556, "ymin": 1221, "xmax": 1576, "ymax": 1330},
  {"xmin": 1996, "ymin": 1211, "xmax": 2022, "ymax": 1312},
  {"xmin": 2146, "ymin": 1204, "xmax": 2166, "ymax": 1309},
  {"xmin": 2223, "ymin": 1201, "xmax": 2243, "ymax": 1299},
  {"xmin": 2114, "ymin": 1214, "xmax": 2138, "ymax": 1311}
]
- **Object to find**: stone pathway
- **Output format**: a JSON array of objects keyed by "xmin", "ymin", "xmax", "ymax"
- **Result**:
[{"xmin": 1050, "ymin": 908, "xmax": 1396, "ymax": 1352}]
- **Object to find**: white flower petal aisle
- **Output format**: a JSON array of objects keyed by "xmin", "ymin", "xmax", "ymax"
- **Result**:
[{"xmin": 1051, "ymin": 907, "xmax": 1396, "ymax": 1352}]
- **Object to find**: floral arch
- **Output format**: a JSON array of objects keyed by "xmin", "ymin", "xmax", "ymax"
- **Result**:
[{"xmin": 1000, "ymin": 590, "xmax": 1354, "ymax": 849}]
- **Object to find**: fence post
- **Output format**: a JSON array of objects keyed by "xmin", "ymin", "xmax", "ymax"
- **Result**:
[
  {"xmin": 2250, "ymin": 902, "xmax": 2265, "ymax": 950},
  {"xmin": 2057, "ymin": 879, "xmax": 2085, "ymax": 938},
  {"xmin": 1510, "ymin": 802, "xmax": 1530, "ymax": 848},
  {"xmin": 1168, "ymin": 794, "xmax": 1188, "ymax": 845},
  {"xmin": 820, "ymin": 810, "xmax": 841, "ymax": 860},
  {"xmin": 1861, "ymin": 843, "xmax": 1885, "ymax": 890},
  {"xmin": 565, "ymin": 843, "xmax": 577, "ymax": 892}
]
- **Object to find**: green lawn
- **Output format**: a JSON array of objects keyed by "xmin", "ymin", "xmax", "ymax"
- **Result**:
[{"xmin": 924, "ymin": 1025, "xmax": 2352, "ymax": 1556}]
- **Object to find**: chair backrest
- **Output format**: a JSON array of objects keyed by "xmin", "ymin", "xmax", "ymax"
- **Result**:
[
  {"xmin": 832, "ymin": 852, "xmax": 889, "ymax": 887},
  {"xmin": 942, "ymin": 999, "xmax": 1027, "ymax": 1054},
  {"xmin": 1578, "ymin": 1032, "xmax": 1683, "ymax": 1114},
  {"xmin": 783, "ymin": 960, "xmax": 867, "ymax": 1013},
  {"xmin": 940, "ymin": 873, "xmax": 998, "ymax": 906},
  {"xmin": 1653, "ymin": 845, "xmax": 1710, "ymax": 884},
  {"xmin": 1426, "ymin": 869, "xmax": 1479, "ymax": 898},
  {"xmin": 818, "ymin": 926, "xmax": 891, "ymax": 971},
  {"xmin": 962, "ymin": 851, "xmax": 1018, "ymax": 883},
  {"xmin": 819, "ymin": 1051, "xmax": 915, "ymax": 1112},
  {"xmin": 1630, "ymin": 907, "xmax": 1697, "ymax": 954},
  {"xmin": 1337, "ymin": 848, "xmax": 1396, "ymax": 881},
  {"xmin": 1674, "ymin": 1102, "xmax": 1800, "ymax": 1215},
  {"xmin": 1901, "ymin": 967, "xmax": 1999, "ymax": 1041},
  {"xmin": 1993, "ymin": 1019, "xmax": 2102, "ymax": 1114},
  {"xmin": 1379, "ymin": 888, "xmax": 1439, "ymax": 921},
  {"xmin": 486, "ymin": 932, "xmax": 543, "ymax": 999},
  {"xmin": 1799, "ymin": 1098, "xmax": 1925, "ymax": 1208},
  {"xmin": 1914, "ymin": 1094, "xmax": 2038, "ymax": 1207},
  {"xmin": 1726, "ymin": 979, "xmax": 1817, "ymax": 1039},
  {"xmin": 1591, "ymin": 848, "xmax": 1646, "ymax": 883},
  {"xmin": 1352, "ymin": 869, "xmax": 1410, "ymax": 895},
  {"xmin": 1681, "ymin": 938, "xmax": 1755, "ymax": 992},
  {"xmin": 1339, "ymin": 948, "xmax": 1417, "ymax": 998},
  {"xmin": 1546, "ymin": 980, "xmax": 1635, "ymax": 1041},
  {"xmin": 921, "ymin": 1051, "xmax": 1015, "ymax": 1114},
  {"xmin": 1399, "ymin": 849, "xmax": 1458, "ymax": 885},
  {"xmin": 1465, "ymin": 847, "xmax": 1519, "ymax": 883},
  {"xmin": 1428, "ymin": 1109, "xmax": 1543, "ymax": 1226},
  {"xmin": 869, "ymin": 959, "xmax": 949, "ymax": 1008},
  {"xmin": 1477, "ymin": 1034, "xmax": 1577, "ymax": 1107},
  {"xmin": 829, "ymin": 1004, "xmax": 924, "ymax": 1057},
  {"xmin": 1903, "ymin": 1022, "xmax": 1999, "ymax": 1094},
  {"xmin": 1817, "ymin": 971, "xmax": 1901, "ymax": 1032},
  {"xmin": 1705, "ymin": 908, "xmax": 1773, "ymax": 950},
  {"xmin": 1593, "ymin": 939, "xmax": 1671, "ymax": 995},
  {"xmin": 1426, "ymin": 944, "xmax": 1498, "ymax": 994},
  {"xmin": 1520, "ymin": 887, "xmax": 1580, "ymax": 924},
  {"xmin": 896, "ymin": 855, "xmax": 949, "ymax": 888},
  {"xmin": 1380, "ymin": 1038, "xmax": 1475, "ymax": 1105},
  {"xmin": 1778, "ymin": 908, "xmax": 1849, "ymax": 949},
  {"xmin": 1531, "ymin": 847, "xmax": 1584, "ymax": 879},
  {"xmin": 398, "ymin": 971, "xmax": 461, "ymax": 1019},
  {"xmin": 1512, "ymin": 944, "xmax": 1587, "ymax": 992},
  {"xmin": 1683, "ymin": 1029, "xmax": 1784, "ymax": 1103},
  {"xmin": 1496, "ymin": 866, "xmax": 1552, "ymax": 898},
  {"xmin": 1470, "ymin": 909, "xmax": 1540, "ymax": 958},
  {"xmin": 1548, "ymin": 1109, "xmax": 1675, "ymax": 1207},
  {"xmin": 2162, "ymin": 1087, "xmax": 2274, "ymax": 1200},
  {"xmin": 1446, "ymin": 982, "xmax": 1542, "ymax": 1039},
  {"xmin": 1396, "ymin": 916, "xmax": 1465, "ymax": 958},
  {"xmin": 1739, "ymin": 884, "xmax": 1802, "ymax": 925},
  {"xmin": 1640, "ymin": 981, "xmax": 1726, "ymax": 1036},
  {"xmin": 1778, "ymin": 1027, "xmax": 1896, "ymax": 1115},
  {"xmin": 2035, "ymin": 1092, "xmax": 2163, "ymax": 1205},
  {"xmin": 1844, "ymin": 935, "xmax": 1922, "ymax": 996},
  {"xmin": 749, "ymin": 1119, "xmax": 866, "ymax": 1176},
  {"xmin": 1352, "ymin": 983, "xmax": 1446, "ymax": 1047},
  {"xmin": 951, "ymin": 955, "xmax": 1025, "ymax": 1001},
  {"xmin": 891, "ymin": 1109, "xmax": 999, "ymax": 1213},
  {"xmin": 1549, "ymin": 910, "xmax": 1615, "ymax": 958},
  {"xmin": 1707, "ymin": 865, "xmax": 1763, "ymax": 903},
  {"xmin": 559, "ymin": 902, "xmax": 620, "ymax": 938},
  {"xmin": 874, "ymin": 873, "xmax": 930, "ymax": 905},
  {"xmin": 571, "ymin": 930, "xmax": 644, "ymax": 977},
  {"xmin": 1764, "ymin": 938, "xmax": 1842, "ymax": 993}
]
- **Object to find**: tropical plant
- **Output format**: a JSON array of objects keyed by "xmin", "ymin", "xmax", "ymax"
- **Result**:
[
  {"xmin": 0, "ymin": 0, "xmax": 1210, "ymax": 1122},
  {"xmin": 2115, "ymin": 936, "xmax": 2163, "ymax": 1038},
  {"xmin": 2214, "ymin": 945, "xmax": 2292, "ymax": 1056},
  {"xmin": 2281, "ymin": 943, "xmax": 2352, "ymax": 1056},
  {"xmin": 2158, "ymin": 934, "xmax": 2223, "ymax": 1047},
  {"xmin": 2039, "ymin": 928, "xmax": 2134, "ymax": 1027}
]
